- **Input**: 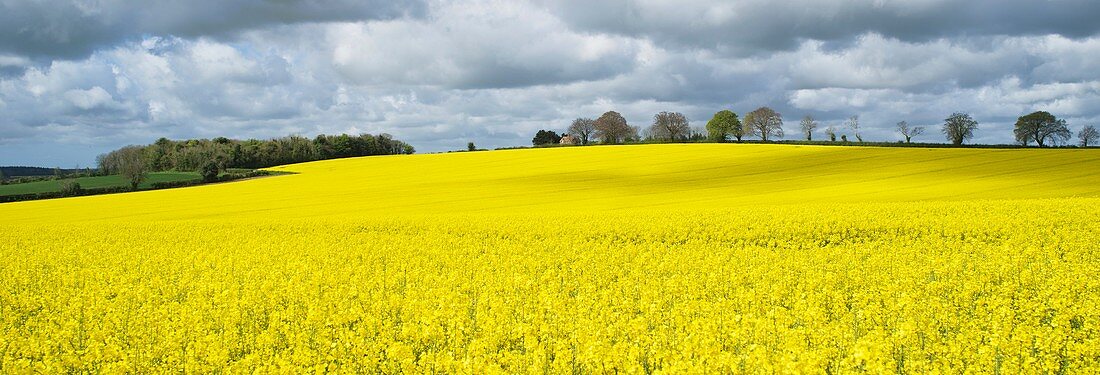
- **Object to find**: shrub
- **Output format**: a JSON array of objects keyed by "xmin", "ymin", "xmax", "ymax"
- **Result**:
[{"xmin": 59, "ymin": 181, "xmax": 83, "ymax": 197}]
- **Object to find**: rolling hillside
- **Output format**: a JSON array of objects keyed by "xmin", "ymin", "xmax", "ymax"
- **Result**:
[
  {"xmin": 2, "ymin": 144, "xmax": 1100, "ymax": 372},
  {"xmin": 1, "ymin": 144, "xmax": 1098, "ymax": 223}
]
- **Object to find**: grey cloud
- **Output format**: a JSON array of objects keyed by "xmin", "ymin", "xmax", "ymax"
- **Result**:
[
  {"xmin": 0, "ymin": 0, "xmax": 427, "ymax": 61},
  {"xmin": 542, "ymin": 0, "xmax": 1100, "ymax": 56},
  {"xmin": 5, "ymin": 0, "xmax": 1100, "ymax": 167}
]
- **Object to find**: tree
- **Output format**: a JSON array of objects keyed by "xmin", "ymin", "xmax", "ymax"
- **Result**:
[
  {"xmin": 1014, "ymin": 111, "xmax": 1071, "ymax": 147},
  {"xmin": 744, "ymin": 107, "xmax": 783, "ymax": 141},
  {"xmin": 115, "ymin": 145, "xmax": 147, "ymax": 190},
  {"xmin": 146, "ymin": 137, "xmax": 173, "ymax": 171},
  {"xmin": 845, "ymin": 115, "xmax": 862, "ymax": 142},
  {"xmin": 705, "ymin": 110, "xmax": 741, "ymax": 142},
  {"xmin": 824, "ymin": 125, "xmax": 837, "ymax": 142},
  {"xmin": 648, "ymin": 111, "xmax": 690, "ymax": 141},
  {"xmin": 201, "ymin": 161, "xmax": 220, "ymax": 183},
  {"xmin": 96, "ymin": 153, "xmax": 113, "ymax": 175},
  {"xmin": 594, "ymin": 111, "xmax": 632, "ymax": 144},
  {"xmin": 942, "ymin": 112, "xmax": 978, "ymax": 145},
  {"xmin": 1079, "ymin": 125, "xmax": 1099, "ymax": 147},
  {"xmin": 896, "ymin": 121, "xmax": 925, "ymax": 143},
  {"xmin": 532, "ymin": 130, "xmax": 562, "ymax": 146},
  {"xmin": 688, "ymin": 126, "xmax": 708, "ymax": 141},
  {"xmin": 467, "ymin": 142, "xmax": 477, "ymax": 151},
  {"xmin": 568, "ymin": 118, "xmax": 596, "ymax": 145},
  {"xmin": 627, "ymin": 125, "xmax": 641, "ymax": 143},
  {"xmin": 730, "ymin": 114, "xmax": 745, "ymax": 142},
  {"xmin": 799, "ymin": 115, "xmax": 818, "ymax": 141}
]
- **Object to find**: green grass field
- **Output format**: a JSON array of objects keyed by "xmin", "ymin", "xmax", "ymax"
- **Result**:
[{"xmin": 0, "ymin": 172, "xmax": 200, "ymax": 196}]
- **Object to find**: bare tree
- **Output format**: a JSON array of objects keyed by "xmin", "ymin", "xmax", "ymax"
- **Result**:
[
  {"xmin": 109, "ymin": 145, "xmax": 148, "ymax": 190},
  {"xmin": 942, "ymin": 112, "xmax": 979, "ymax": 145},
  {"xmin": 744, "ymin": 107, "xmax": 784, "ymax": 141},
  {"xmin": 594, "ymin": 111, "xmax": 632, "ymax": 144},
  {"xmin": 1014, "ymin": 111, "xmax": 1072, "ymax": 147},
  {"xmin": 824, "ymin": 125, "xmax": 837, "ymax": 142},
  {"xmin": 568, "ymin": 118, "xmax": 596, "ymax": 145},
  {"xmin": 627, "ymin": 125, "xmax": 641, "ymax": 143},
  {"xmin": 1079, "ymin": 125, "xmax": 1099, "ymax": 147},
  {"xmin": 649, "ymin": 111, "xmax": 690, "ymax": 141},
  {"xmin": 799, "ymin": 115, "xmax": 818, "ymax": 141},
  {"xmin": 845, "ymin": 115, "xmax": 862, "ymax": 142},
  {"xmin": 896, "ymin": 121, "xmax": 925, "ymax": 143},
  {"xmin": 96, "ymin": 152, "xmax": 114, "ymax": 175}
]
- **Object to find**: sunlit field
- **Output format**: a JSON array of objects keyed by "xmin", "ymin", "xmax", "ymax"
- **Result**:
[{"xmin": 2, "ymin": 144, "xmax": 1099, "ymax": 372}]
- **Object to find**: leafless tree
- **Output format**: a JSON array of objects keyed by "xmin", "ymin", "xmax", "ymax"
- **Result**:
[
  {"xmin": 942, "ymin": 112, "xmax": 979, "ymax": 145},
  {"xmin": 1079, "ymin": 125, "xmax": 1099, "ymax": 147},
  {"xmin": 896, "ymin": 121, "xmax": 925, "ymax": 143},
  {"xmin": 649, "ymin": 111, "xmax": 690, "ymax": 141},
  {"xmin": 845, "ymin": 115, "xmax": 862, "ymax": 142},
  {"xmin": 744, "ymin": 107, "xmax": 784, "ymax": 141},
  {"xmin": 627, "ymin": 125, "xmax": 641, "ymax": 142},
  {"xmin": 568, "ymin": 118, "xmax": 596, "ymax": 145},
  {"xmin": 594, "ymin": 111, "xmax": 632, "ymax": 144},
  {"xmin": 799, "ymin": 115, "xmax": 818, "ymax": 141},
  {"xmin": 824, "ymin": 125, "xmax": 837, "ymax": 142}
]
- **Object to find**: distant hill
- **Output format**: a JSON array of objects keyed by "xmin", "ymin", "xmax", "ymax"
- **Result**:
[{"xmin": 0, "ymin": 166, "xmax": 85, "ymax": 178}]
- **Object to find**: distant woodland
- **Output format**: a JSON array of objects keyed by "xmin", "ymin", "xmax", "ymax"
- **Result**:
[{"xmin": 90, "ymin": 133, "xmax": 414, "ymax": 191}]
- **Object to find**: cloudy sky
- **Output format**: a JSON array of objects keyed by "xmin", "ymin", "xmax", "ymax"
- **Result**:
[{"xmin": 3, "ymin": 0, "xmax": 1100, "ymax": 166}]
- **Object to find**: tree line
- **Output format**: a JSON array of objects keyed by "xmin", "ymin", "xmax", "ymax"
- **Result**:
[
  {"xmin": 531, "ymin": 111, "xmax": 704, "ymax": 146},
  {"xmin": 0, "ymin": 166, "xmax": 98, "ymax": 185},
  {"xmin": 531, "ymin": 108, "xmax": 1100, "ymax": 148},
  {"xmin": 97, "ymin": 133, "xmax": 415, "ymax": 190}
]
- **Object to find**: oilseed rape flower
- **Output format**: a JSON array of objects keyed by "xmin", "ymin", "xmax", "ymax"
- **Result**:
[{"xmin": 1, "ymin": 144, "xmax": 1099, "ymax": 372}]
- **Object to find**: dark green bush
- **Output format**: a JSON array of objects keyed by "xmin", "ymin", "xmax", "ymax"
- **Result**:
[{"xmin": 201, "ymin": 162, "xmax": 220, "ymax": 183}]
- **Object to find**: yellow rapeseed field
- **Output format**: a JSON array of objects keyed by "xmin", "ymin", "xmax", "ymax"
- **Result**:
[{"xmin": 2, "ymin": 144, "xmax": 1099, "ymax": 373}]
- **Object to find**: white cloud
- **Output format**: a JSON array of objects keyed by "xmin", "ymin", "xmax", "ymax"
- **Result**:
[
  {"xmin": 328, "ymin": 0, "xmax": 640, "ymax": 89},
  {"xmin": 63, "ymin": 86, "xmax": 115, "ymax": 110},
  {"xmin": 0, "ymin": 54, "xmax": 30, "ymax": 67}
]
